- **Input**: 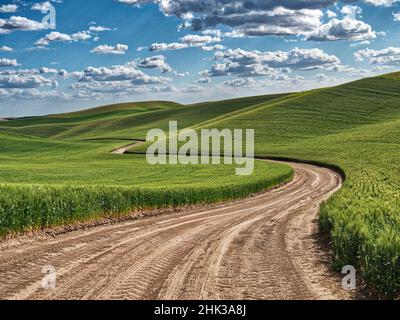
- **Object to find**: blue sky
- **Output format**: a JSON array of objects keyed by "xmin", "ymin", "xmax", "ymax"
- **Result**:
[{"xmin": 1, "ymin": 0, "xmax": 400, "ymax": 116}]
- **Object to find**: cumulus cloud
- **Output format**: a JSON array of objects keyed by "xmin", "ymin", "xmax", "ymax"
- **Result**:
[
  {"xmin": 147, "ymin": 34, "xmax": 221, "ymax": 52},
  {"xmin": 0, "ymin": 16, "xmax": 48, "ymax": 34},
  {"xmin": 326, "ymin": 10, "xmax": 337, "ymax": 19},
  {"xmin": 350, "ymin": 40, "xmax": 370, "ymax": 47},
  {"xmin": 0, "ymin": 4, "xmax": 18, "ymax": 13},
  {"xmin": 364, "ymin": 0, "xmax": 400, "ymax": 6},
  {"xmin": 316, "ymin": 73, "xmax": 337, "ymax": 82},
  {"xmin": 137, "ymin": 55, "xmax": 172, "ymax": 73},
  {"xmin": 116, "ymin": 0, "xmax": 385, "ymax": 41},
  {"xmin": 173, "ymin": 71, "xmax": 190, "ymax": 77},
  {"xmin": 31, "ymin": 1, "xmax": 54, "ymax": 11},
  {"xmin": 35, "ymin": 31, "xmax": 92, "ymax": 46},
  {"xmin": 71, "ymin": 81, "xmax": 138, "ymax": 94},
  {"xmin": 88, "ymin": 25, "xmax": 112, "ymax": 32},
  {"xmin": 0, "ymin": 46, "xmax": 13, "ymax": 52},
  {"xmin": 70, "ymin": 80, "xmax": 176, "ymax": 97},
  {"xmin": 202, "ymin": 47, "xmax": 340, "ymax": 78},
  {"xmin": 0, "ymin": 67, "xmax": 76, "ymax": 98},
  {"xmin": 224, "ymin": 77, "xmax": 259, "ymax": 87},
  {"xmin": 182, "ymin": 85, "xmax": 203, "ymax": 93},
  {"xmin": 0, "ymin": 67, "xmax": 66, "ymax": 76},
  {"xmin": 0, "ymin": 58, "xmax": 19, "ymax": 67},
  {"xmin": 35, "ymin": 31, "xmax": 71, "ymax": 46},
  {"xmin": 78, "ymin": 63, "xmax": 170, "ymax": 85},
  {"xmin": 181, "ymin": 34, "xmax": 220, "ymax": 46},
  {"xmin": 71, "ymin": 31, "xmax": 91, "ymax": 41},
  {"xmin": 201, "ymin": 44, "xmax": 225, "ymax": 51},
  {"xmin": 0, "ymin": 74, "xmax": 57, "ymax": 89},
  {"xmin": 354, "ymin": 47, "xmax": 400, "ymax": 65},
  {"xmin": 307, "ymin": 17, "xmax": 376, "ymax": 41},
  {"xmin": 196, "ymin": 77, "xmax": 211, "ymax": 83},
  {"xmin": 222, "ymin": 74, "xmax": 308, "ymax": 88},
  {"xmin": 91, "ymin": 44, "xmax": 128, "ymax": 55},
  {"xmin": 149, "ymin": 42, "xmax": 188, "ymax": 52},
  {"xmin": 0, "ymin": 88, "xmax": 73, "ymax": 101}
]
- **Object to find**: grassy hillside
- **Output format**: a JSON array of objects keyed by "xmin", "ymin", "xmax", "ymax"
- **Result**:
[{"xmin": 0, "ymin": 96, "xmax": 293, "ymax": 236}]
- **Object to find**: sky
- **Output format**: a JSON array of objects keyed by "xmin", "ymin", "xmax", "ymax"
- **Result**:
[{"xmin": 1, "ymin": 0, "xmax": 400, "ymax": 116}]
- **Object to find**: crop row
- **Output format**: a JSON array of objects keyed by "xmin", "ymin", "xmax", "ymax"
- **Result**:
[{"xmin": 0, "ymin": 168, "xmax": 293, "ymax": 236}]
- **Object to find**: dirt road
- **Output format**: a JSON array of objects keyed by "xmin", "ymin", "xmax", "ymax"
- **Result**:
[
  {"xmin": 0, "ymin": 162, "xmax": 354, "ymax": 300},
  {"xmin": 111, "ymin": 141, "xmax": 145, "ymax": 154}
]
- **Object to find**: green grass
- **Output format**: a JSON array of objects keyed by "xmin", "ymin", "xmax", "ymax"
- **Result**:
[
  {"xmin": 0, "ymin": 162, "xmax": 292, "ymax": 236},
  {"xmin": 3, "ymin": 73, "xmax": 400, "ymax": 296},
  {"xmin": 0, "ymin": 97, "xmax": 293, "ymax": 236}
]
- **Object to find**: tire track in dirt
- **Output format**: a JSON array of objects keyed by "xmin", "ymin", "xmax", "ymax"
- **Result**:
[{"xmin": 0, "ymin": 162, "xmax": 358, "ymax": 300}]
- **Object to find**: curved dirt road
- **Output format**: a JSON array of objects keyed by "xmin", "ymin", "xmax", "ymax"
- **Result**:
[{"xmin": 0, "ymin": 162, "xmax": 354, "ymax": 300}]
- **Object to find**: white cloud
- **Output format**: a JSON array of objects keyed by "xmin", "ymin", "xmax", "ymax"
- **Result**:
[
  {"xmin": 116, "ymin": 1, "xmax": 389, "ymax": 42},
  {"xmin": 306, "ymin": 17, "xmax": 376, "ymax": 41},
  {"xmin": 39, "ymin": 67, "xmax": 58, "ymax": 74},
  {"xmin": 137, "ymin": 55, "xmax": 172, "ymax": 73},
  {"xmin": 364, "ymin": 0, "xmax": 400, "ymax": 6},
  {"xmin": 202, "ymin": 47, "xmax": 340, "ymax": 78},
  {"xmin": 0, "ymin": 58, "xmax": 19, "ymax": 67},
  {"xmin": 71, "ymin": 31, "xmax": 91, "ymax": 41},
  {"xmin": 91, "ymin": 44, "xmax": 128, "ymax": 55},
  {"xmin": 31, "ymin": 2, "xmax": 53, "ymax": 11},
  {"xmin": 36, "ymin": 31, "xmax": 91, "ymax": 46},
  {"xmin": 341, "ymin": 5, "xmax": 362, "ymax": 19},
  {"xmin": 89, "ymin": 25, "xmax": 111, "ymax": 32},
  {"xmin": 350, "ymin": 40, "xmax": 370, "ymax": 47},
  {"xmin": 181, "ymin": 34, "xmax": 220, "ymax": 46},
  {"xmin": 196, "ymin": 77, "xmax": 211, "ymax": 83},
  {"xmin": 147, "ymin": 34, "xmax": 221, "ymax": 52},
  {"xmin": 0, "ymin": 4, "xmax": 18, "ymax": 13},
  {"xmin": 224, "ymin": 77, "xmax": 259, "ymax": 88},
  {"xmin": 0, "ymin": 74, "xmax": 57, "ymax": 89},
  {"xmin": 173, "ymin": 71, "xmax": 190, "ymax": 77},
  {"xmin": 78, "ymin": 63, "xmax": 170, "ymax": 84},
  {"xmin": 201, "ymin": 44, "xmax": 225, "ymax": 51},
  {"xmin": 35, "ymin": 31, "xmax": 71, "ymax": 46},
  {"xmin": 326, "ymin": 10, "xmax": 337, "ymax": 19},
  {"xmin": 70, "ymin": 80, "xmax": 176, "ymax": 96},
  {"xmin": 182, "ymin": 85, "xmax": 203, "ymax": 93},
  {"xmin": 0, "ymin": 16, "xmax": 48, "ymax": 34},
  {"xmin": 355, "ymin": 47, "xmax": 400, "ymax": 65},
  {"xmin": 0, "ymin": 66, "xmax": 68, "ymax": 77},
  {"xmin": 316, "ymin": 73, "xmax": 337, "ymax": 82},
  {"xmin": 149, "ymin": 42, "xmax": 188, "ymax": 52},
  {"xmin": 0, "ymin": 46, "xmax": 13, "ymax": 52},
  {"xmin": 0, "ymin": 88, "xmax": 71, "ymax": 101}
]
